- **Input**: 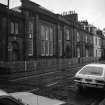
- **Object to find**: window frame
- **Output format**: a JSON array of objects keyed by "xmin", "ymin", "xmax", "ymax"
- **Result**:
[{"xmin": 40, "ymin": 22, "xmax": 54, "ymax": 57}]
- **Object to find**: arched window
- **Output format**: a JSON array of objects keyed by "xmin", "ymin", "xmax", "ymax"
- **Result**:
[{"xmin": 40, "ymin": 23, "xmax": 54, "ymax": 56}]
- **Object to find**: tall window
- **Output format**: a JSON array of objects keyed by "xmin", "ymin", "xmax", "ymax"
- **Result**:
[
  {"xmin": 45, "ymin": 27, "xmax": 49, "ymax": 56},
  {"xmin": 10, "ymin": 22, "xmax": 14, "ymax": 34},
  {"xmin": 99, "ymin": 38, "xmax": 101, "ymax": 46},
  {"xmin": 77, "ymin": 32, "xmax": 80, "ymax": 42},
  {"xmin": 90, "ymin": 36, "xmax": 93, "ymax": 44},
  {"xmin": 86, "ymin": 48, "xmax": 89, "ymax": 57},
  {"xmin": 95, "ymin": 37, "xmax": 97, "ymax": 45},
  {"xmin": 26, "ymin": 21, "xmax": 33, "ymax": 56},
  {"xmin": 41, "ymin": 25, "xmax": 45, "ymax": 56},
  {"xmin": 96, "ymin": 50, "xmax": 97, "ymax": 57},
  {"xmin": 49, "ymin": 27, "xmax": 53, "ymax": 56},
  {"xmin": 58, "ymin": 27, "xmax": 63, "ymax": 56},
  {"xmin": 40, "ymin": 23, "xmax": 54, "ymax": 56},
  {"xmin": 10, "ymin": 22, "xmax": 18, "ymax": 34},
  {"xmin": 77, "ymin": 47, "xmax": 80, "ymax": 57},
  {"xmin": 85, "ymin": 35, "xmax": 88, "ymax": 43},
  {"xmin": 66, "ymin": 29, "xmax": 70, "ymax": 40},
  {"xmin": 15, "ymin": 23, "xmax": 18, "ymax": 34}
]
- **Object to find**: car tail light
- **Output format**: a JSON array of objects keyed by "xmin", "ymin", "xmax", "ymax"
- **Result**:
[
  {"xmin": 85, "ymin": 79, "xmax": 92, "ymax": 82},
  {"xmin": 74, "ymin": 77, "xmax": 82, "ymax": 81},
  {"xmin": 96, "ymin": 80, "xmax": 105, "ymax": 84}
]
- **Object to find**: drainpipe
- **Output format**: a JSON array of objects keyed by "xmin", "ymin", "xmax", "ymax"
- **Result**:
[{"xmin": 6, "ymin": 0, "xmax": 10, "ymax": 61}]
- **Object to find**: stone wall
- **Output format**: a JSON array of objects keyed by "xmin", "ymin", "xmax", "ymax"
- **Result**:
[{"xmin": 0, "ymin": 57, "xmax": 98, "ymax": 79}]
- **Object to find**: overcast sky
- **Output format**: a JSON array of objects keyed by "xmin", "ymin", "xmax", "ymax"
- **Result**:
[{"xmin": 1, "ymin": 0, "xmax": 105, "ymax": 30}]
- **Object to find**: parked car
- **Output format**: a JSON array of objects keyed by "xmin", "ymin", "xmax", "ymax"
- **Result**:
[
  {"xmin": 0, "ymin": 89, "xmax": 24, "ymax": 105},
  {"xmin": 74, "ymin": 63, "xmax": 105, "ymax": 91},
  {"xmin": 0, "ymin": 89, "xmax": 66, "ymax": 105},
  {"xmin": 11, "ymin": 92, "xmax": 66, "ymax": 105}
]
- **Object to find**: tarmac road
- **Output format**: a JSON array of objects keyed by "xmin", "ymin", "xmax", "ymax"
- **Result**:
[
  {"xmin": 1, "ymin": 62, "xmax": 105, "ymax": 105},
  {"xmin": 9, "ymin": 71, "xmax": 105, "ymax": 105}
]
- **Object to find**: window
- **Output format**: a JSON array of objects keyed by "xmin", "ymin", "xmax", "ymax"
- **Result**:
[
  {"xmin": 41, "ymin": 25, "xmax": 45, "ymax": 40},
  {"xmin": 79, "ymin": 66, "xmax": 103, "ymax": 76},
  {"xmin": 27, "ymin": 39, "xmax": 33, "ymax": 56},
  {"xmin": 85, "ymin": 35, "xmax": 88, "ymax": 43},
  {"xmin": 10, "ymin": 22, "xmax": 14, "ymax": 34},
  {"xmin": 90, "ymin": 36, "xmax": 93, "ymax": 44},
  {"xmin": 28, "ymin": 22, "xmax": 33, "ymax": 38},
  {"xmin": 77, "ymin": 32, "xmax": 80, "ymax": 42},
  {"xmin": 66, "ymin": 29, "xmax": 70, "ymax": 40},
  {"xmin": 10, "ymin": 22, "xmax": 19, "ymax": 34},
  {"xmin": 28, "ymin": 34, "xmax": 32, "ymax": 38},
  {"xmin": 99, "ymin": 38, "xmax": 101, "ymax": 46},
  {"xmin": 96, "ymin": 37, "xmax": 97, "ymax": 45},
  {"xmin": 49, "ymin": 27, "xmax": 53, "ymax": 56},
  {"xmin": 46, "ymin": 41, "xmax": 49, "ymax": 56},
  {"xmin": 45, "ymin": 27, "xmax": 49, "ymax": 40},
  {"xmin": 96, "ymin": 50, "xmax": 97, "ymax": 57},
  {"xmin": 58, "ymin": 28, "xmax": 63, "ymax": 56},
  {"xmin": 41, "ymin": 40, "xmax": 45, "ymax": 56},
  {"xmin": 40, "ymin": 23, "xmax": 54, "ymax": 56},
  {"xmin": 50, "ymin": 41, "xmax": 53, "ymax": 56},
  {"xmin": 41, "ymin": 25, "xmax": 45, "ymax": 56},
  {"xmin": 77, "ymin": 47, "xmax": 80, "ymax": 57},
  {"xmin": 86, "ymin": 48, "xmax": 89, "ymax": 57},
  {"xmin": 15, "ymin": 23, "xmax": 18, "ymax": 34},
  {"xmin": 26, "ymin": 21, "xmax": 33, "ymax": 56},
  {"xmin": 45, "ymin": 27, "xmax": 50, "ymax": 56},
  {"xmin": 49, "ymin": 27, "xmax": 53, "ymax": 41},
  {"xmin": 84, "ymin": 25, "xmax": 86, "ymax": 30}
]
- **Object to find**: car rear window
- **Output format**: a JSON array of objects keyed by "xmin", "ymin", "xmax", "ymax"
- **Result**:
[{"xmin": 79, "ymin": 66, "xmax": 103, "ymax": 76}]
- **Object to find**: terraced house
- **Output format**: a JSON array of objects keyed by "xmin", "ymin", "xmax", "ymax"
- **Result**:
[{"xmin": 0, "ymin": 0, "xmax": 105, "ymax": 78}]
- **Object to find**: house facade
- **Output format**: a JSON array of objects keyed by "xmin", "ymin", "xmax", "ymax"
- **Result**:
[{"xmin": 0, "ymin": 0, "xmax": 105, "ymax": 77}]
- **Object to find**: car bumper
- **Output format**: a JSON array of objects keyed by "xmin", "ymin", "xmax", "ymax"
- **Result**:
[{"xmin": 75, "ymin": 82, "xmax": 105, "ymax": 88}]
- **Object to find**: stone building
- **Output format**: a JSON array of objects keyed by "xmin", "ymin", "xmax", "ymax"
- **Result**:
[{"xmin": 0, "ymin": 0, "xmax": 104, "ymax": 77}]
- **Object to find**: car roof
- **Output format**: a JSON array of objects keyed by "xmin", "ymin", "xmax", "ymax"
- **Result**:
[
  {"xmin": 0, "ymin": 90, "xmax": 9, "ymax": 97},
  {"xmin": 10, "ymin": 92, "xmax": 65, "ymax": 105},
  {"xmin": 85, "ymin": 63, "xmax": 105, "ymax": 68}
]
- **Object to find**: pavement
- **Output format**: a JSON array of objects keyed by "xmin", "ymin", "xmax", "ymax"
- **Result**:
[{"xmin": 0, "ymin": 80, "xmax": 37, "ymax": 93}]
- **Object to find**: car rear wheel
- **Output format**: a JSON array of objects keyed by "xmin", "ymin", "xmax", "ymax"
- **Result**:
[
  {"xmin": 78, "ymin": 86, "xmax": 83, "ymax": 91},
  {"xmin": 77, "ymin": 85, "xmax": 87, "ymax": 93}
]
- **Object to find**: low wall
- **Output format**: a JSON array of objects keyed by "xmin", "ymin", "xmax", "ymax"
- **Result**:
[{"xmin": 0, "ymin": 57, "xmax": 99, "ymax": 79}]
